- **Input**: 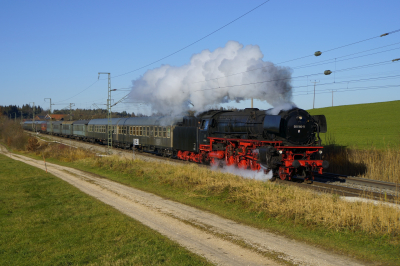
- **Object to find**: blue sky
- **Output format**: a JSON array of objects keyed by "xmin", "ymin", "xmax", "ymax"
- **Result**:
[{"xmin": 1, "ymin": 0, "xmax": 399, "ymax": 115}]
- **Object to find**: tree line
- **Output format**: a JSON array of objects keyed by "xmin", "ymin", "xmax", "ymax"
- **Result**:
[{"xmin": 0, "ymin": 104, "xmax": 142, "ymax": 121}]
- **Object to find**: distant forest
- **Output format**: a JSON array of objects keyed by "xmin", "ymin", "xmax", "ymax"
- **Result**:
[
  {"xmin": 0, "ymin": 104, "xmax": 140, "ymax": 121},
  {"xmin": 1, "ymin": 104, "xmax": 240, "ymax": 121}
]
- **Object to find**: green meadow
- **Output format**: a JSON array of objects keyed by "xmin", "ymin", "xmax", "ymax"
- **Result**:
[
  {"xmin": 308, "ymin": 100, "xmax": 400, "ymax": 149},
  {"xmin": 0, "ymin": 154, "xmax": 210, "ymax": 266}
]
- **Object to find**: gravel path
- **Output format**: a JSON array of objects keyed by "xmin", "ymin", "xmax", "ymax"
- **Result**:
[{"xmin": 1, "ymin": 145, "xmax": 366, "ymax": 266}]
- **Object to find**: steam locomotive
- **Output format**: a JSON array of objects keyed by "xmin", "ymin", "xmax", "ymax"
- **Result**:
[{"xmin": 23, "ymin": 107, "xmax": 328, "ymax": 182}]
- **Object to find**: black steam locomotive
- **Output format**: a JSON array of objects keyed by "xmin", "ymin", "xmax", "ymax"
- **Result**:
[
  {"xmin": 24, "ymin": 107, "xmax": 328, "ymax": 182},
  {"xmin": 176, "ymin": 107, "xmax": 328, "ymax": 181}
]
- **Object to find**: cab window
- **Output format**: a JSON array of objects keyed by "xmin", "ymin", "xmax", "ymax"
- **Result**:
[{"xmin": 201, "ymin": 120, "xmax": 209, "ymax": 130}]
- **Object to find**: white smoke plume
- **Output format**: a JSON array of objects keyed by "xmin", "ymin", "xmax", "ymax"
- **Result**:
[
  {"xmin": 130, "ymin": 41, "xmax": 293, "ymax": 116},
  {"xmin": 266, "ymin": 102, "xmax": 297, "ymax": 115},
  {"xmin": 210, "ymin": 162, "xmax": 272, "ymax": 181}
]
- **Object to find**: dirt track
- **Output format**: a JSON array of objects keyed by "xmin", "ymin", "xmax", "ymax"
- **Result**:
[{"xmin": 1, "ymin": 145, "xmax": 365, "ymax": 266}]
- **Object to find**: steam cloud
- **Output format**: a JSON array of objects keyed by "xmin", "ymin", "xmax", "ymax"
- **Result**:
[
  {"xmin": 210, "ymin": 162, "xmax": 272, "ymax": 181},
  {"xmin": 130, "ymin": 41, "xmax": 294, "ymax": 116}
]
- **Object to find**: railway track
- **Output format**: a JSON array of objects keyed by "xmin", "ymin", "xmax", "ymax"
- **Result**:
[
  {"xmin": 287, "ymin": 172, "xmax": 400, "ymax": 204},
  {"xmin": 28, "ymin": 131, "xmax": 400, "ymax": 204}
]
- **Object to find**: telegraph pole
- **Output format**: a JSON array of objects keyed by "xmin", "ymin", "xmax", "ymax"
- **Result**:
[
  {"xmin": 69, "ymin": 103, "xmax": 75, "ymax": 121},
  {"xmin": 44, "ymin": 98, "xmax": 53, "ymax": 114},
  {"xmin": 310, "ymin": 80, "xmax": 319, "ymax": 109},
  {"xmin": 98, "ymin": 72, "xmax": 114, "ymax": 154},
  {"xmin": 30, "ymin": 102, "xmax": 35, "ymax": 132}
]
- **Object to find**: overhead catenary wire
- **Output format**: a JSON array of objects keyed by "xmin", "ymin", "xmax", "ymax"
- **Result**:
[
  {"xmin": 52, "ymin": 1, "xmax": 272, "ymax": 107},
  {"xmin": 55, "ymin": 80, "xmax": 99, "ymax": 104},
  {"xmin": 111, "ymin": 0, "xmax": 271, "ymax": 79},
  {"xmin": 193, "ymin": 59, "xmax": 399, "ymax": 93},
  {"xmin": 293, "ymin": 84, "xmax": 400, "ymax": 97},
  {"xmin": 56, "ymin": 24, "xmax": 400, "ymax": 110},
  {"xmin": 190, "ymin": 29, "xmax": 400, "ymax": 85},
  {"xmin": 292, "ymin": 74, "xmax": 400, "ymax": 93}
]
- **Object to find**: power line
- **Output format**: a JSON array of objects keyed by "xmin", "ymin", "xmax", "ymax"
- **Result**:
[
  {"xmin": 293, "ymin": 84, "xmax": 400, "ymax": 96},
  {"xmin": 293, "ymin": 74, "xmax": 400, "ymax": 93},
  {"xmin": 193, "ymin": 59, "xmax": 398, "ymax": 93},
  {"xmin": 51, "ymin": 0, "xmax": 271, "ymax": 106},
  {"xmin": 112, "ymin": 0, "xmax": 272, "ymax": 79},
  {"xmin": 55, "ymin": 80, "xmax": 99, "ymax": 104},
  {"xmin": 290, "ymin": 43, "xmax": 400, "ymax": 70},
  {"xmin": 191, "ymin": 29, "xmax": 400, "ymax": 85}
]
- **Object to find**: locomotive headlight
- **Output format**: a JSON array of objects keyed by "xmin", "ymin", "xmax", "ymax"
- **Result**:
[
  {"xmin": 319, "ymin": 150, "xmax": 323, "ymax": 154},
  {"xmin": 278, "ymin": 150, "xmax": 283, "ymax": 154}
]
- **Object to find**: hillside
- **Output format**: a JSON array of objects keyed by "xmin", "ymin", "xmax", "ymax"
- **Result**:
[{"xmin": 307, "ymin": 100, "xmax": 400, "ymax": 149}]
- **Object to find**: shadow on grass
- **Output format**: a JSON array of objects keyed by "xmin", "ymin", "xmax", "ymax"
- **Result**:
[{"xmin": 323, "ymin": 144, "xmax": 367, "ymax": 176}]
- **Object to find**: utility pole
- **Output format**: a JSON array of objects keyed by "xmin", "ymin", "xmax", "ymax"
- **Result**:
[
  {"xmin": 44, "ymin": 98, "xmax": 53, "ymax": 114},
  {"xmin": 98, "ymin": 72, "xmax": 115, "ymax": 154},
  {"xmin": 30, "ymin": 102, "xmax": 35, "ymax": 132},
  {"xmin": 310, "ymin": 80, "xmax": 319, "ymax": 109},
  {"xmin": 20, "ymin": 111, "xmax": 23, "ymax": 122},
  {"xmin": 69, "ymin": 103, "xmax": 75, "ymax": 121},
  {"xmin": 251, "ymin": 98, "xmax": 253, "ymax": 108}
]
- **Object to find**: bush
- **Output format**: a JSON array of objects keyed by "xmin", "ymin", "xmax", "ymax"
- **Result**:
[{"xmin": 0, "ymin": 116, "xmax": 29, "ymax": 150}]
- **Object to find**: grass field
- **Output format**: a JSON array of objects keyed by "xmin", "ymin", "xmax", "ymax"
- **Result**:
[
  {"xmin": 0, "ymin": 154, "xmax": 211, "ymax": 266},
  {"xmin": 308, "ymin": 100, "xmax": 400, "ymax": 149},
  {"xmin": 64, "ymin": 155, "xmax": 399, "ymax": 266}
]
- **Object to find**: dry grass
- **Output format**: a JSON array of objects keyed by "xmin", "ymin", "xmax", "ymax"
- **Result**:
[
  {"xmin": 86, "ymin": 156, "xmax": 400, "ymax": 237},
  {"xmin": 21, "ymin": 134, "xmax": 95, "ymax": 162},
  {"xmin": 39, "ymin": 143, "xmax": 95, "ymax": 162},
  {"xmin": 323, "ymin": 133, "xmax": 400, "ymax": 183},
  {"xmin": 0, "ymin": 117, "xmax": 28, "ymax": 150}
]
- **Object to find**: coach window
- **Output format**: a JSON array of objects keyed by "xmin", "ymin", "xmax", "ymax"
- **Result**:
[
  {"xmin": 139, "ymin": 126, "xmax": 142, "ymax": 136},
  {"xmin": 163, "ymin": 127, "xmax": 166, "ymax": 137},
  {"xmin": 155, "ymin": 127, "xmax": 158, "ymax": 137},
  {"xmin": 147, "ymin": 127, "xmax": 149, "ymax": 136},
  {"xmin": 167, "ymin": 127, "xmax": 171, "ymax": 138}
]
